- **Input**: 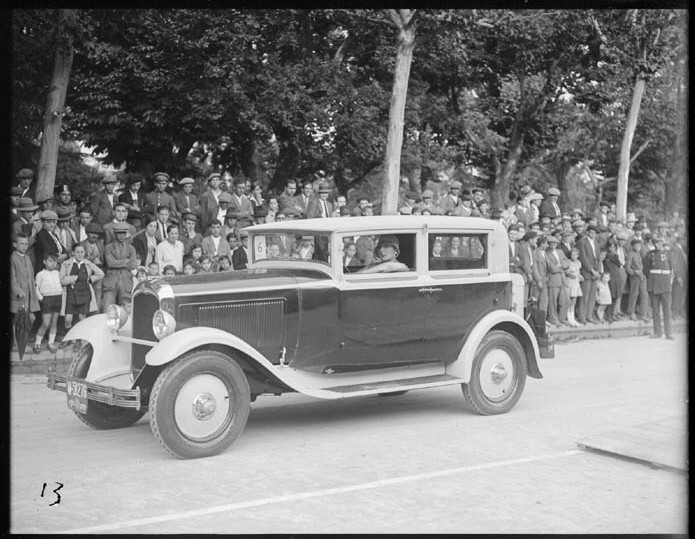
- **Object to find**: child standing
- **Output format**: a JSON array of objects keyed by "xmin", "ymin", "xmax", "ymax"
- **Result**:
[
  {"xmin": 34, "ymin": 253, "xmax": 64, "ymax": 353},
  {"xmin": 60, "ymin": 243, "xmax": 104, "ymax": 330},
  {"xmin": 11, "ymin": 233, "xmax": 40, "ymax": 353},
  {"xmin": 595, "ymin": 272, "xmax": 612, "ymax": 323},
  {"xmin": 565, "ymin": 247, "xmax": 583, "ymax": 327}
]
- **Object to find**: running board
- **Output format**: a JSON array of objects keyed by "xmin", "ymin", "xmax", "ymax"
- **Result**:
[{"xmin": 323, "ymin": 374, "xmax": 462, "ymax": 396}]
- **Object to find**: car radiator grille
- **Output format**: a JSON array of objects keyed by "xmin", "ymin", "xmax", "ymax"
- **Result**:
[
  {"xmin": 131, "ymin": 292, "xmax": 160, "ymax": 376},
  {"xmin": 196, "ymin": 299, "xmax": 285, "ymax": 348}
]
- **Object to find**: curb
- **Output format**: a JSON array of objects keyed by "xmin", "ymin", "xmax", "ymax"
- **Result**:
[{"xmin": 10, "ymin": 319, "xmax": 686, "ymax": 376}]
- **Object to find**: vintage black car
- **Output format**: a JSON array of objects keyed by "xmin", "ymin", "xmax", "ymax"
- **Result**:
[{"xmin": 47, "ymin": 216, "xmax": 551, "ymax": 459}]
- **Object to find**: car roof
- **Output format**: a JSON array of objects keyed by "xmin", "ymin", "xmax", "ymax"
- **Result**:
[{"xmin": 248, "ymin": 215, "xmax": 505, "ymax": 234}]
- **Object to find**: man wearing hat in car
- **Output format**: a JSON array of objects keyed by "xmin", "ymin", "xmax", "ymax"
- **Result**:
[
  {"xmin": 16, "ymin": 168, "xmax": 36, "ymax": 201},
  {"xmin": 118, "ymin": 173, "xmax": 147, "ymax": 214},
  {"xmin": 439, "ymin": 181, "xmax": 462, "ymax": 215},
  {"xmin": 143, "ymin": 172, "xmax": 178, "ymax": 220},
  {"xmin": 174, "ymin": 177, "xmax": 199, "ymax": 216},
  {"xmin": 540, "ymin": 187, "xmax": 562, "ymax": 222},
  {"xmin": 307, "ymin": 182, "xmax": 334, "ymax": 219},
  {"xmin": 102, "ymin": 221, "xmax": 138, "ymax": 310},
  {"xmin": 91, "ymin": 175, "xmax": 119, "ymax": 226}
]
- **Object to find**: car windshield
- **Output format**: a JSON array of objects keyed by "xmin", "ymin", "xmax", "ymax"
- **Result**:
[{"xmin": 251, "ymin": 231, "xmax": 332, "ymax": 266}]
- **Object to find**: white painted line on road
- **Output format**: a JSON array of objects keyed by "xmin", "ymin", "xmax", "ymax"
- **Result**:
[{"xmin": 59, "ymin": 449, "xmax": 582, "ymax": 534}]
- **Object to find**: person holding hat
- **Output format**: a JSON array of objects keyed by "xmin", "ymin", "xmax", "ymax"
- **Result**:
[
  {"xmin": 307, "ymin": 182, "xmax": 334, "ymax": 219},
  {"xmin": 102, "ymin": 221, "xmax": 138, "ymax": 310},
  {"xmin": 227, "ymin": 179, "xmax": 254, "ymax": 226},
  {"xmin": 577, "ymin": 223, "xmax": 602, "ymax": 324},
  {"xmin": 143, "ymin": 172, "xmax": 178, "ymax": 221},
  {"xmin": 90, "ymin": 175, "xmax": 119, "ymax": 226},
  {"xmin": 119, "ymin": 173, "xmax": 147, "ymax": 214},
  {"xmin": 540, "ymin": 187, "xmax": 562, "ymax": 221},
  {"xmin": 16, "ymin": 168, "xmax": 36, "ymax": 201},
  {"xmin": 358, "ymin": 235, "xmax": 408, "ymax": 274},
  {"xmin": 439, "ymin": 181, "xmax": 462, "ymax": 216},
  {"xmin": 196, "ymin": 172, "xmax": 224, "ymax": 232},
  {"xmin": 643, "ymin": 235, "xmax": 674, "ymax": 339},
  {"xmin": 174, "ymin": 177, "xmax": 199, "ymax": 216},
  {"xmin": 33, "ymin": 210, "xmax": 68, "ymax": 273},
  {"xmin": 12, "ymin": 197, "xmax": 39, "ymax": 238}
]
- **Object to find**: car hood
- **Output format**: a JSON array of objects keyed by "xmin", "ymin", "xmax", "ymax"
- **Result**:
[{"xmin": 139, "ymin": 267, "xmax": 330, "ymax": 298}]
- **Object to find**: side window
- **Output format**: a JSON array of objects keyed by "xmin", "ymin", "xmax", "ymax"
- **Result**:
[
  {"xmin": 342, "ymin": 233, "xmax": 416, "ymax": 274},
  {"xmin": 429, "ymin": 233, "xmax": 487, "ymax": 271}
]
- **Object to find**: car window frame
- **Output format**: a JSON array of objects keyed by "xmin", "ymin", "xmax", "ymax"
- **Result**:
[{"xmin": 425, "ymin": 229, "xmax": 491, "ymax": 277}]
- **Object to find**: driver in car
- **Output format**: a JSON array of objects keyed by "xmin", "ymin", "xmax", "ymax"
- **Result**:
[{"xmin": 358, "ymin": 235, "xmax": 408, "ymax": 273}]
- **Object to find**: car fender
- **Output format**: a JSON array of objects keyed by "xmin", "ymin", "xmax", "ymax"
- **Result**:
[
  {"xmin": 446, "ymin": 310, "xmax": 542, "ymax": 383},
  {"xmin": 62, "ymin": 314, "xmax": 133, "ymax": 383}
]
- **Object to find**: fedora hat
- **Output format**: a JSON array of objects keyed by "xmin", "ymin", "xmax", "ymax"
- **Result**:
[{"xmin": 18, "ymin": 197, "xmax": 38, "ymax": 212}]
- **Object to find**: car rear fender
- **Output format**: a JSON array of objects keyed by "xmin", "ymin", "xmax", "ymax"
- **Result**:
[
  {"xmin": 446, "ymin": 310, "xmax": 543, "ymax": 382},
  {"xmin": 61, "ymin": 314, "xmax": 133, "ymax": 383}
]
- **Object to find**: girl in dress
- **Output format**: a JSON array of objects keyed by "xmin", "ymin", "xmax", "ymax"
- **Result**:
[
  {"xmin": 595, "ymin": 272, "xmax": 612, "ymax": 323},
  {"xmin": 565, "ymin": 247, "xmax": 583, "ymax": 327}
]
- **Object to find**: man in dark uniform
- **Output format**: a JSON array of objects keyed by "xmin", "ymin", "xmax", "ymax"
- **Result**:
[
  {"xmin": 143, "ymin": 172, "xmax": 178, "ymax": 221},
  {"xmin": 643, "ymin": 235, "xmax": 674, "ymax": 339}
]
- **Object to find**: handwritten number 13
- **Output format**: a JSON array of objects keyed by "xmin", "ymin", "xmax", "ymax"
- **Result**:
[{"xmin": 41, "ymin": 482, "xmax": 63, "ymax": 506}]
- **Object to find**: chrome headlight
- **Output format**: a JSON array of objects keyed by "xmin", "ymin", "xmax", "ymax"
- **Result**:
[
  {"xmin": 106, "ymin": 304, "xmax": 129, "ymax": 332},
  {"xmin": 152, "ymin": 309, "xmax": 176, "ymax": 340}
]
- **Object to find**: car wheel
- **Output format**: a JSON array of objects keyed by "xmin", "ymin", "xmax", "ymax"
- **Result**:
[
  {"xmin": 67, "ymin": 342, "xmax": 146, "ymax": 430},
  {"xmin": 149, "ymin": 349, "xmax": 250, "ymax": 459},
  {"xmin": 461, "ymin": 330, "xmax": 527, "ymax": 415},
  {"xmin": 378, "ymin": 390, "xmax": 409, "ymax": 397}
]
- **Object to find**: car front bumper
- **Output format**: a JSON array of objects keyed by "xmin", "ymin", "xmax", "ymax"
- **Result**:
[{"xmin": 46, "ymin": 372, "xmax": 144, "ymax": 410}]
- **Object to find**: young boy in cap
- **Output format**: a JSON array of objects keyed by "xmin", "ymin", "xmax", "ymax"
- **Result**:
[{"xmin": 102, "ymin": 222, "xmax": 138, "ymax": 310}]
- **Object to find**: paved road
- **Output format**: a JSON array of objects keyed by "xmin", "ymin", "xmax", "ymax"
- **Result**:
[{"xmin": 10, "ymin": 335, "xmax": 688, "ymax": 534}]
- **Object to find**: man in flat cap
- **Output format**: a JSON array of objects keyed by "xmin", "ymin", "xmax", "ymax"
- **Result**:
[
  {"xmin": 197, "ymin": 172, "xmax": 225, "ymax": 233},
  {"xmin": 577, "ymin": 224, "xmax": 602, "ymax": 324},
  {"xmin": 439, "ymin": 181, "xmax": 462, "ymax": 215},
  {"xmin": 227, "ymin": 178, "xmax": 254, "ymax": 227},
  {"xmin": 143, "ymin": 172, "xmax": 178, "ymax": 221},
  {"xmin": 307, "ymin": 182, "xmax": 334, "ymax": 219},
  {"xmin": 174, "ymin": 177, "xmax": 199, "ymax": 216},
  {"xmin": 16, "ymin": 168, "xmax": 36, "ymax": 201},
  {"xmin": 118, "ymin": 173, "xmax": 147, "ymax": 214},
  {"xmin": 102, "ymin": 221, "xmax": 138, "ymax": 310},
  {"xmin": 540, "ymin": 187, "xmax": 562, "ymax": 222},
  {"xmin": 91, "ymin": 175, "xmax": 119, "ymax": 226},
  {"xmin": 416, "ymin": 190, "xmax": 439, "ymax": 214},
  {"xmin": 180, "ymin": 212, "xmax": 203, "ymax": 256}
]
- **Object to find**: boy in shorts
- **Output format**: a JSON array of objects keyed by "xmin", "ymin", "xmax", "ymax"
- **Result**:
[{"xmin": 34, "ymin": 253, "xmax": 63, "ymax": 353}]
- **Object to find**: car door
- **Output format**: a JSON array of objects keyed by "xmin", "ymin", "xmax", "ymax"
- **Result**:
[{"xmin": 335, "ymin": 232, "xmax": 429, "ymax": 369}]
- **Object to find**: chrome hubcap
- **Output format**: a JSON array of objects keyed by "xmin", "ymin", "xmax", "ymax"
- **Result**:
[
  {"xmin": 479, "ymin": 348, "xmax": 515, "ymax": 401},
  {"xmin": 174, "ymin": 374, "xmax": 231, "ymax": 441}
]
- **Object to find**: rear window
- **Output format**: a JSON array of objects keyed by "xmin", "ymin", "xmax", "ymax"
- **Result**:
[{"xmin": 428, "ymin": 233, "xmax": 487, "ymax": 271}]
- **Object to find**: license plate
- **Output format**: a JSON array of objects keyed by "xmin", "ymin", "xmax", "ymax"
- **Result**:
[{"xmin": 67, "ymin": 378, "xmax": 88, "ymax": 414}]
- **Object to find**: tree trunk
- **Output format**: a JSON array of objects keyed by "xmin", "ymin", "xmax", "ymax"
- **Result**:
[
  {"xmin": 616, "ymin": 74, "xmax": 646, "ymax": 222},
  {"xmin": 239, "ymin": 138, "xmax": 258, "ymax": 182},
  {"xmin": 35, "ymin": 9, "xmax": 75, "ymax": 204},
  {"xmin": 381, "ymin": 11, "xmax": 416, "ymax": 215},
  {"xmin": 491, "ymin": 132, "xmax": 524, "ymax": 209}
]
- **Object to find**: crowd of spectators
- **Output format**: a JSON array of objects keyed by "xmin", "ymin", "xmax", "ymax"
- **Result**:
[{"xmin": 10, "ymin": 167, "xmax": 688, "ymax": 352}]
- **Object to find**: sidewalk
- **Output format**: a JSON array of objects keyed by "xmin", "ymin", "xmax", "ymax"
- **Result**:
[{"xmin": 9, "ymin": 317, "xmax": 687, "ymax": 376}]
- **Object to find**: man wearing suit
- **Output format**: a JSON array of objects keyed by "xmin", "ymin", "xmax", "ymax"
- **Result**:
[
  {"xmin": 143, "ymin": 172, "xmax": 178, "ymax": 220},
  {"xmin": 227, "ymin": 179, "xmax": 254, "ymax": 227},
  {"xmin": 103, "ymin": 203, "xmax": 137, "ymax": 245},
  {"xmin": 16, "ymin": 168, "xmax": 37, "ymax": 202},
  {"xmin": 531, "ymin": 235, "xmax": 549, "ymax": 314},
  {"xmin": 91, "ymin": 175, "xmax": 119, "ymax": 226},
  {"xmin": 72, "ymin": 207, "xmax": 94, "ymax": 244},
  {"xmin": 507, "ymin": 224, "xmax": 523, "ymax": 276},
  {"xmin": 197, "ymin": 173, "xmax": 224, "ymax": 233},
  {"xmin": 559, "ymin": 229, "xmax": 574, "ymax": 259},
  {"xmin": 539, "ymin": 187, "xmax": 562, "ymax": 222},
  {"xmin": 118, "ymin": 173, "xmax": 147, "ymax": 214},
  {"xmin": 174, "ymin": 177, "xmax": 199, "ymax": 216},
  {"xmin": 201, "ymin": 220, "xmax": 233, "ymax": 260},
  {"xmin": 55, "ymin": 207, "xmax": 78, "ymax": 255},
  {"xmin": 625, "ymin": 237, "xmax": 649, "ymax": 321},
  {"xmin": 577, "ymin": 224, "xmax": 602, "ymax": 323},
  {"xmin": 180, "ymin": 212, "xmax": 203, "ymax": 255},
  {"xmin": 278, "ymin": 179, "xmax": 304, "ymax": 219},
  {"xmin": 306, "ymin": 182, "xmax": 334, "ymax": 218},
  {"xmin": 438, "ymin": 181, "xmax": 462, "ymax": 215},
  {"xmin": 518, "ymin": 231, "xmax": 537, "ymax": 304},
  {"xmin": 232, "ymin": 229, "xmax": 250, "ymax": 270},
  {"xmin": 293, "ymin": 181, "xmax": 314, "ymax": 218}
]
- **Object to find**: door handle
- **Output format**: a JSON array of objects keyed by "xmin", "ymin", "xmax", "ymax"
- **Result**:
[
  {"xmin": 418, "ymin": 287, "xmax": 443, "ymax": 294},
  {"xmin": 429, "ymin": 288, "xmax": 443, "ymax": 293}
]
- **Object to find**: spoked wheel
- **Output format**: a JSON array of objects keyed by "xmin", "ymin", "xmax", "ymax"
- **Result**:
[
  {"xmin": 149, "ymin": 350, "xmax": 250, "ymax": 459},
  {"xmin": 462, "ymin": 330, "xmax": 527, "ymax": 415},
  {"xmin": 67, "ymin": 342, "xmax": 146, "ymax": 429}
]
